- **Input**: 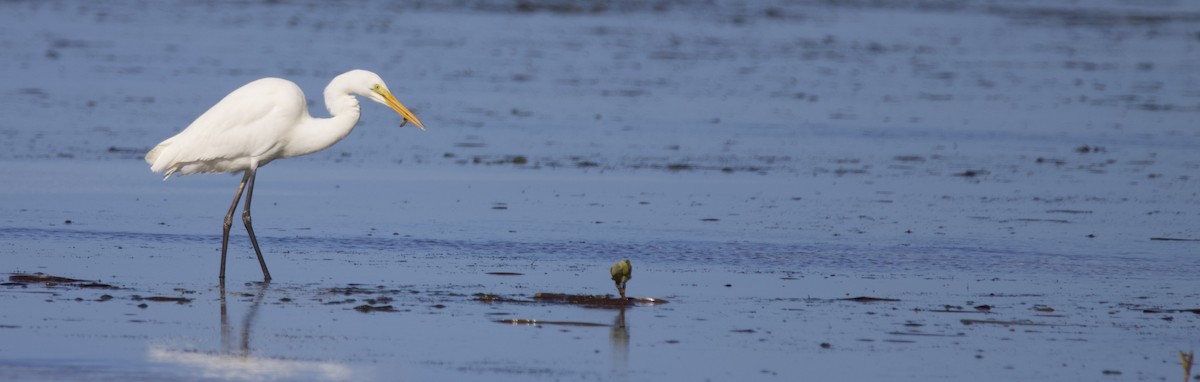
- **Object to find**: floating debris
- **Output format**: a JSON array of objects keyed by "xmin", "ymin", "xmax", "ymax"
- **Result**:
[
  {"xmin": 473, "ymin": 293, "xmax": 527, "ymax": 303},
  {"xmin": 1150, "ymin": 237, "xmax": 1200, "ymax": 242},
  {"xmin": 485, "ymin": 272, "xmax": 524, "ymax": 276},
  {"xmin": 8, "ymin": 273, "xmax": 119, "ymax": 289},
  {"xmin": 1007, "ymin": 218, "xmax": 1070, "ymax": 224},
  {"xmin": 78, "ymin": 282, "xmax": 119, "ymax": 289},
  {"xmin": 353, "ymin": 304, "xmax": 396, "ymax": 313},
  {"xmin": 321, "ymin": 285, "xmax": 405, "ymax": 296},
  {"xmin": 961, "ymin": 319, "xmax": 1052, "ymax": 327},
  {"xmin": 496, "ymin": 319, "xmax": 608, "ymax": 327},
  {"xmin": 9, "ymin": 274, "xmax": 85, "ymax": 284},
  {"xmin": 1046, "ymin": 209, "xmax": 1093, "ymax": 214},
  {"xmin": 533, "ymin": 292, "xmax": 667, "ymax": 307},
  {"xmin": 1142, "ymin": 308, "xmax": 1200, "ymax": 314},
  {"xmin": 107, "ymin": 146, "xmax": 145, "ymax": 154},
  {"xmin": 886, "ymin": 331, "xmax": 964, "ymax": 337},
  {"xmin": 142, "ymin": 296, "xmax": 192, "ymax": 304},
  {"xmin": 928, "ymin": 307, "xmax": 989, "ymax": 314},
  {"xmin": 840, "ymin": 296, "xmax": 900, "ymax": 302}
]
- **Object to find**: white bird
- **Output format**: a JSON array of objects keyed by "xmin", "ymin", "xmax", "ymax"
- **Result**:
[{"xmin": 145, "ymin": 69, "xmax": 425, "ymax": 281}]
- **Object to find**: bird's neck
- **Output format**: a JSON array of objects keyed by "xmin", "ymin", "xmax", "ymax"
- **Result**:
[{"xmin": 282, "ymin": 92, "xmax": 361, "ymax": 158}]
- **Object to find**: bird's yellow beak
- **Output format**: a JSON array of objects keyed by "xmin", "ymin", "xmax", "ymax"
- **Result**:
[{"xmin": 374, "ymin": 87, "xmax": 425, "ymax": 130}]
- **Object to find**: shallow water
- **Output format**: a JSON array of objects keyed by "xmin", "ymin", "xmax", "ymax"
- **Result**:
[
  {"xmin": 1, "ymin": 0, "xmax": 1198, "ymax": 380},
  {"xmin": 1, "ymin": 161, "xmax": 1196, "ymax": 381}
]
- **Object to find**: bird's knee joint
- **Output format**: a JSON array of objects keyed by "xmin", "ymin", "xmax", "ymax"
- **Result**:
[{"xmin": 241, "ymin": 212, "xmax": 252, "ymax": 224}]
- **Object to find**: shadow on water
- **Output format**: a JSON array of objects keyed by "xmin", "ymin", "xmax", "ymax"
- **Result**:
[{"xmin": 148, "ymin": 282, "xmax": 355, "ymax": 381}]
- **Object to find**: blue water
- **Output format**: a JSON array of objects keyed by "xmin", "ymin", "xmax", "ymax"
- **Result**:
[{"xmin": 1, "ymin": 0, "xmax": 1198, "ymax": 380}]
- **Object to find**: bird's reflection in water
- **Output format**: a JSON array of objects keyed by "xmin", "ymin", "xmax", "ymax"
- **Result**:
[
  {"xmin": 610, "ymin": 307, "xmax": 630, "ymax": 382},
  {"xmin": 220, "ymin": 281, "xmax": 269, "ymax": 357},
  {"xmin": 148, "ymin": 281, "xmax": 353, "ymax": 381}
]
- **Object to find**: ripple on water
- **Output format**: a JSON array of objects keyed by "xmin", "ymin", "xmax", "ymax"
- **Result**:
[{"xmin": 0, "ymin": 227, "xmax": 1185, "ymax": 278}]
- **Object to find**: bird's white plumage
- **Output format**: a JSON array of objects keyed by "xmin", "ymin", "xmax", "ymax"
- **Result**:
[
  {"xmin": 146, "ymin": 69, "xmax": 423, "ymax": 179},
  {"xmin": 147, "ymin": 78, "xmax": 307, "ymax": 177}
]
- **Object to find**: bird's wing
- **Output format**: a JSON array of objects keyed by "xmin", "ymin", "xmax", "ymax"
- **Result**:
[{"xmin": 148, "ymin": 78, "xmax": 306, "ymax": 175}]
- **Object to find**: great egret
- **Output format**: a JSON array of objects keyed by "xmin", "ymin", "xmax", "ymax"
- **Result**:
[
  {"xmin": 610, "ymin": 259, "xmax": 632, "ymax": 298},
  {"xmin": 145, "ymin": 69, "xmax": 425, "ymax": 281}
]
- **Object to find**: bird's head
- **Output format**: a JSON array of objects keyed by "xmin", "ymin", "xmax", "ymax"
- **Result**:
[{"xmin": 342, "ymin": 70, "xmax": 426, "ymax": 130}]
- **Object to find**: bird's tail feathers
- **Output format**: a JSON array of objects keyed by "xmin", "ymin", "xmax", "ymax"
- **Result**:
[
  {"xmin": 144, "ymin": 146, "xmax": 161, "ymax": 166},
  {"xmin": 146, "ymin": 140, "xmax": 178, "ymax": 179}
]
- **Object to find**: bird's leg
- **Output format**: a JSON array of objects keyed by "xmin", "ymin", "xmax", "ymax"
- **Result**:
[
  {"xmin": 241, "ymin": 167, "xmax": 272, "ymax": 281},
  {"xmin": 221, "ymin": 171, "xmax": 251, "ymax": 280}
]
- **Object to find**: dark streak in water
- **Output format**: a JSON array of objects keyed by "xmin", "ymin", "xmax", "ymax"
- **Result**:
[
  {"xmin": 1004, "ymin": 218, "xmax": 1071, "ymax": 224},
  {"xmin": 142, "ymin": 296, "xmax": 192, "ymax": 304},
  {"xmin": 1045, "ymin": 209, "xmax": 1092, "ymax": 214},
  {"xmin": 1149, "ymin": 237, "xmax": 1199, "ymax": 242},
  {"xmin": 887, "ymin": 331, "xmax": 964, "ymax": 337},
  {"xmin": 960, "ymin": 319, "xmax": 1053, "ymax": 327},
  {"xmin": 840, "ymin": 296, "xmax": 900, "ymax": 302}
]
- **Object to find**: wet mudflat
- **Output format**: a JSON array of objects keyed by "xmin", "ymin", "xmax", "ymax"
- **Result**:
[
  {"xmin": 1, "ymin": 0, "xmax": 1199, "ymax": 380},
  {"xmin": 1, "ymin": 164, "xmax": 1196, "ymax": 381}
]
